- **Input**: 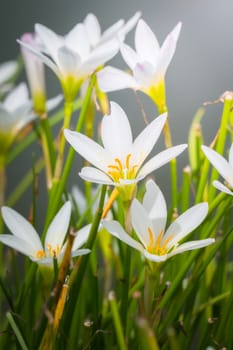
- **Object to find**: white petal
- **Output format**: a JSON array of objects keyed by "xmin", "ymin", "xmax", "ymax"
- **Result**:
[
  {"xmin": 64, "ymin": 129, "xmax": 112, "ymax": 171},
  {"xmin": 0, "ymin": 61, "xmax": 17, "ymax": 85},
  {"xmin": 229, "ymin": 143, "xmax": 233, "ymax": 168},
  {"xmin": 35, "ymin": 23, "xmax": 63, "ymax": 62},
  {"xmin": 0, "ymin": 235, "xmax": 39, "ymax": 258},
  {"xmin": 168, "ymin": 238, "xmax": 215, "ymax": 257},
  {"xmin": 1, "ymin": 207, "xmax": 43, "ymax": 252},
  {"xmin": 165, "ymin": 202, "xmax": 208, "ymax": 247},
  {"xmin": 65, "ymin": 23, "xmax": 90, "ymax": 58},
  {"xmin": 135, "ymin": 19, "xmax": 160, "ymax": 64},
  {"xmin": 131, "ymin": 199, "xmax": 153, "ymax": 248},
  {"xmin": 57, "ymin": 46, "xmax": 81, "ymax": 77},
  {"xmin": 101, "ymin": 101, "xmax": 132, "ymax": 157},
  {"xmin": 72, "ymin": 249, "xmax": 91, "ymax": 257},
  {"xmin": 157, "ymin": 22, "xmax": 182, "ymax": 76},
  {"xmin": 120, "ymin": 44, "xmax": 139, "ymax": 70},
  {"xmin": 17, "ymin": 39, "xmax": 59, "ymax": 77},
  {"xmin": 79, "ymin": 167, "xmax": 114, "ymax": 186},
  {"xmin": 138, "ymin": 144, "xmax": 187, "ymax": 178},
  {"xmin": 131, "ymin": 113, "xmax": 167, "ymax": 167},
  {"xmin": 13, "ymin": 108, "xmax": 36, "ymax": 134},
  {"xmin": 143, "ymin": 250, "xmax": 167, "ymax": 262},
  {"xmin": 133, "ymin": 61, "xmax": 156, "ymax": 87},
  {"xmin": 80, "ymin": 40, "xmax": 119, "ymax": 74},
  {"xmin": 212, "ymin": 180, "xmax": 233, "ymax": 196},
  {"xmin": 0, "ymin": 107, "xmax": 13, "ymax": 132},
  {"xmin": 72, "ymin": 224, "xmax": 91, "ymax": 251},
  {"xmin": 4, "ymin": 83, "xmax": 29, "ymax": 112},
  {"xmin": 143, "ymin": 180, "xmax": 167, "ymax": 236},
  {"xmin": 101, "ymin": 20, "xmax": 124, "ymax": 43},
  {"xmin": 97, "ymin": 66, "xmax": 137, "ymax": 92},
  {"xmin": 202, "ymin": 145, "xmax": 233, "ymax": 187},
  {"xmin": 46, "ymin": 94, "xmax": 63, "ymax": 111},
  {"xmin": 103, "ymin": 220, "xmax": 144, "ymax": 252},
  {"xmin": 84, "ymin": 13, "xmax": 101, "ymax": 47},
  {"xmin": 118, "ymin": 12, "xmax": 141, "ymax": 41},
  {"xmin": 45, "ymin": 201, "xmax": 71, "ymax": 251}
]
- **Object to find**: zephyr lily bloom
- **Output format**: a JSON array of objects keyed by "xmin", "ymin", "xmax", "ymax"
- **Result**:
[
  {"xmin": 20, "ymin": 33, "xmax": 47, "ymax": 114},
  {"xmin": 64, "ymin": 101, "xmax": 187, "ymax": 200},
  {"xmin": 0, "ymin": 202, "xmax": 91, "ymax": 266},
  {"xmin": 98, "ymin": 20, "xmax": 181, "ymax": 112},
  {"xmin": 0, "ymin": 60, "xmax": 18, "ymax": 95},
  {"xmin": 202, "ymin": 144, "xmax": 233, "ymax": 196},
  {"xmin": 103, "ymin": 180, "xmax": 215, "ymax": 262},
  {"xmin": 18, "ymin": 13, "xmax": 140, "ymax": 102}
]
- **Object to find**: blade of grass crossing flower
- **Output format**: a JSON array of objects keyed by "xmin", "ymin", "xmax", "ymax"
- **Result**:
[{"xmin": 6, "ymin": 312, "xmax": 29, "ymax": 350}]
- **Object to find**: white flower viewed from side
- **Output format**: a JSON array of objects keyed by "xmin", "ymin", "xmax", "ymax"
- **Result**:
[
  {"xmin": 0, "ymin": 60, "xmax": 18, "ymax": 95},
  {"xmin": 103, "ymin": 180, "xmax": 215, "ymax": 262},
  {"xmin": 0, "ymin": 202, "xmax": 91, "ymax": 266},
  {"xmin": 64, "ymin": 102, "xmax": 187, "ymax": 196},
  {"xmin": 18, "ymin": 13, "xmax": 140, "ymax": 102},
  {"xmin": 97, "ymin": 19, "xmax": 181, "ymax": 110},
  {"xmin": 202, "ymin": 144, "xmax": 233, "ymax": 196}
]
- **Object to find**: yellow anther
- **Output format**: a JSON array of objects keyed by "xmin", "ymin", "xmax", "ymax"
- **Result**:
[
  {"xmin": 147, "ymin": 228, "xmax": 173, "ymax": 256},
  {"xmin": 35, "ymin": 250, "xmax": 46, "ymax": 259}
]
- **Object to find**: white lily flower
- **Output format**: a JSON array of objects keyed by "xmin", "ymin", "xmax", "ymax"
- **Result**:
[
  {"xmin": 103, "ymin": 180, "xmax": 215, "ymax": 262},
  {"xmin": 0, "ymin": 60, "xmax": 18, "ymax": 95},
  {"xmin": 97, "ymin": 20, "xmax": 181, "ymax": 111},
  {"xmin": 64, "ymin": 101, "xmax": 187, "ymax": 199},
  {"xmin": 202, "ymin": 144, "xmax": 233, "ymax": 196},
  {"xmin": 18, "ymin": 13, "xmax": 140, "ymax": 102},
  {"xmin": 0, "ymin": 202, "xmax": 91, "ymax": 266}
]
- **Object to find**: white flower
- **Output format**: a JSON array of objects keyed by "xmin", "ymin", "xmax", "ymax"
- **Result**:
[
  {"xmin": 0, "ymin": 60, "xmax": 18, "ymax": 95},
  {"xmin": 0, "ymin": 202, "xmax": 91, "ymax": 266},
  {"xmin": 97, "ymin": 20, "xmax": 181, "ymax": 109},
  {"xmin": 103, "ymin": 180, "xmax": 215, "ymax": 262},
  {"xmin": 202, "ymin": 144, "xmax": 233, "ymax": 196},
  {"xmin": 18, "ymin": 13, "xmax": 140, "ymax": 102},
  {"xmin": 64, "ymin": 101, "xmax": 187, "ymax": 189}
]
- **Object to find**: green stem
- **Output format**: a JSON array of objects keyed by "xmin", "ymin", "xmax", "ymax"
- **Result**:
[
  {"xmin": 180, "ymin": 166, "xmax": 191, "ymax": 212},
  {"xmin": 109, "ymin": 291, "xmax": 127, "ymax": 350},
  {"xmin": 0, "ymin": 155, "xmax": 6, "ymax": 234},
  {"xmin": 6, "ymin": 312, "xmax": 29, "ymax": 350}
]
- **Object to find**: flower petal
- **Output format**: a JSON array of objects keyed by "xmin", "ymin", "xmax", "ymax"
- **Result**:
[
  {"xmin": 65, "ymin": 23, "xmax": 90, "ymax": 58},
  {"xmin": 35, "ymin": 23, "xmax": 63, "ymax": 62},
  {"xmin": 46, "ymin": 94, "xmax": 63, "ymax": 111},
  {"xmin": 118, "ymin": 12, "xmax": 141, "ymax": 41},
  {"xmin": 138, "ymin": 144, "xmax": 187, "ymax": 178},
  {"xmin": 72, "ymin": 224, "xmax": 91, "ymax": 251},
  {"xmin": 131, "ymin": 199, "xmax": 153, "ymax": 248},
  {"xmin": 165, "ymin": 202, "xmax": 208, "ymax": 247},
  {"xmin": 4, "ymin": 83, "xmax": 29, "ymax": 112},
  {"xmin": 101, "ymin": 20, "xmax": 124, "ymax": 43},
  {"xmin": 229, "ymin": 143, "xmax": 233, "ymax": 168},
  {"xmin": 120, "ymin": 44, "xmax": 139, "ymax": 70},
  {"xmin": 101, "ymin": 101, "xmax": 133, "ymax": 157},
  {"xmin": 168, "ymin": 238, "xmax": 215, "ymax": 257},
  {"xmin": 57, "ymin": 46, "xmax": 81, "ymax": 77},
  {"xmin": 103, "ymin": 220, "xmax": 144, "ymax": 252},
  {"xmin": 84, "ymin": 13, "xmax": 101, "ymax": 47},
  {"xmin": 0, "ymin": 235, "xmax": 39, "ymax": 258},
  {"xmin": 72, "ymin": 249, "xmax": 91, "ymax": 257},
  {"xmin": 143, "ymin": 250, "xmax": 167, "ymax": 262},
  {"xmin": 143, "ymin": 180, "xmax": 167, "ymax": 236},
  {"xmin": 131, "ymin": 113, "xmax": 167, "ymax": 167},
  {"xmin": 133, "ymin": 61, "xmax": 156, "ymax": 87},
  {"xmin": 202, "ymin": 145, "xmax": 233, "ymax": 187},
  {"xmin": 79, "ymin": 167, "xmax": 114, "ymax": 185},
  {"xmin": 97, "ymin": 66, "xmax": 137, "ymax": 92},
  {"xmin": 45, "ymin": 201, "xmax": 71, "ymax": 251},
  {"xmin": 1, "ymin": 207, "xmax": 43, "ymax": 252},
  {"xmin": 212, "ymin": 180, "xmax": 233, "ymax": 196},
  {"xmin": 0, "ymin": 61, "xmax": 17, "ymax": 85},
  {"xmin": 64, "ymin": 129, "xmax": 112, "ymax": 171},
  {"xmin": 135, "ymin": 19, "xmax": 160, "ymax": 64}
]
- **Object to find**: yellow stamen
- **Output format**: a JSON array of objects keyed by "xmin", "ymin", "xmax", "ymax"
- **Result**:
[
  {"xmin": 47, "ymin": 243, "xmax": 61, "ymax": 258},
  {"xmin": 107, "ymin": 153, "xmax": 139, "ymax": 182},
  {"xmin": 36, "ymin": 250, "xmax": 46, "ymax": 259},
  {"xmin": 147, "ymin": 227, "xmax": 174, "ymax": 256},
  {"xmin": 102, "ymin": 188, "xmax": 119, "ymax": 219}
]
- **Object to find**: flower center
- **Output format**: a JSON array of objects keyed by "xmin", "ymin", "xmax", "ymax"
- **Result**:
[
  {"xmin": 46, "ymin": 243, "xmax": 61, "ymax": 258},
  {"xmin": 107, "ymin": 154, "xmax": 139, "ymax": 182},
  {"xmin": 147, "ymin": 227, "xmax": 173, "ymax": 256},
  {"xmin": 35, "ymin": 250, "xmax": 46, "ymax": 259}
]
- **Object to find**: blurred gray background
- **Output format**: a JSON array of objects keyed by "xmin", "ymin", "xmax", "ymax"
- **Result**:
[{"xmin": 1, "ymin": 0, "xmax": 233, "ymax": 220}]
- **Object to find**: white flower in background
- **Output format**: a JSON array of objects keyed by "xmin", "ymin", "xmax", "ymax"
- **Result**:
[
  {"xmin": 103, "ymin": 180, "xmax": 215, "ymax": 262},
  {"xmin": 97, "ymin": 20, "xmax": 181, "ymax": 111},
  {"xmin": 0, "ymin": 202, "xmax": 91, "ymax": 266},
  {"xmin": 0, "ymin": 60, "xmax": 18, "ymax": 95},
  {"xmin": 18, "ymin": 13, "xmax": 140, "ymax": 102},
  {"xmin": 202, "ymin": 144, "xmax": 233, "ymax": 196},
  {"xmin": 20, "ymin": 33, "xmax": 47, "ymax": 114},
  {"xmin": 64, "ymin": 101, "xmax": 187, "ymax": 198}
]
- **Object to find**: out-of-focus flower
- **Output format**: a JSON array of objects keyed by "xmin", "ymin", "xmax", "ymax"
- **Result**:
[
  {"xmin": 202, "ymin": 144, "xmax": 233, "ymax": 196},
  {"xmin": 97, "ymin": 20, "xmax": 181, "ymax": 112},
  {"xmin": 0, "ymin": 202, "xmax": 91, "ymax": 267},
  {"xmin": 18, "ymin": 13, "xmax": 140, "ymax": 103},
  {"xmin": 64, "ymin": 101, "xmax": 187, "ymax": 200},
  {"xmin": 20, "ymin": 33, "xmax": 47, "ymax": 114},
  {"xmin": 0, "ymin": 60, "xmax": 18, "ymax": 95},
  {"xmin": 103, "ymin": 180, "xmax": 214, "ymax": 262}
]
